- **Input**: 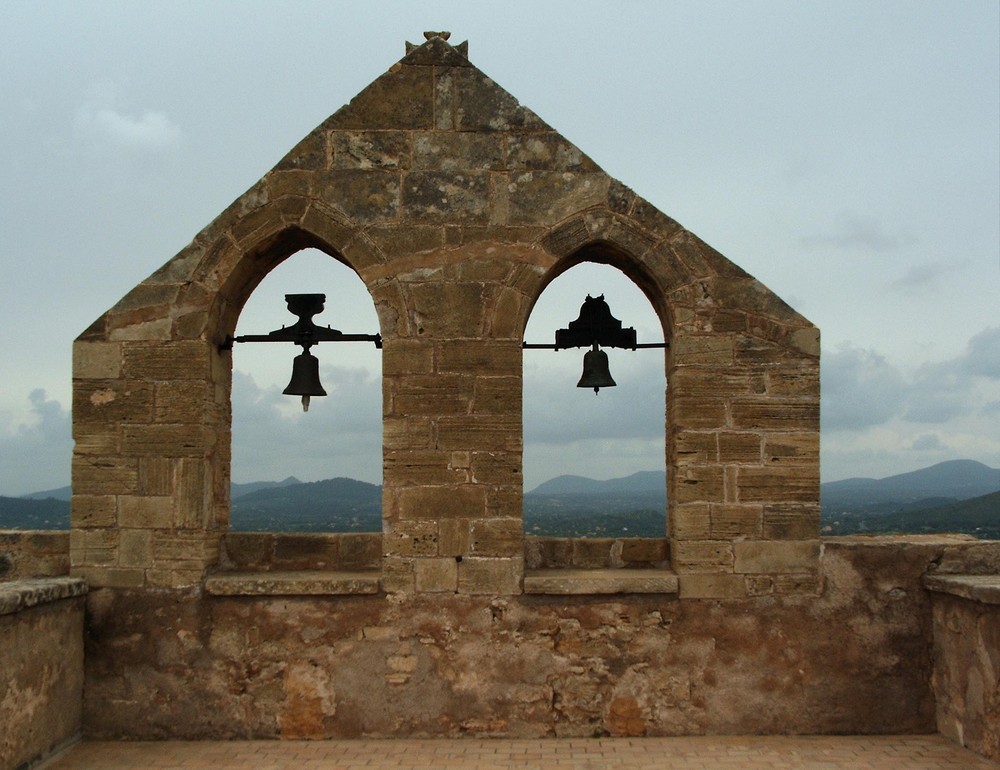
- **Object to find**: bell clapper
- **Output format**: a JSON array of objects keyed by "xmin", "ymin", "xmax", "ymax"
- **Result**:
[{"xmin": 302, "ymin": 395, "xmax": 310, "ymax": 412}]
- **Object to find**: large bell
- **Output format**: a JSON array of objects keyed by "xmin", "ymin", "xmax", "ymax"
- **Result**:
[
  {"xmin": 577, "ymin": 347, "xmax": 616, "ymax": 394},
  {"xmin": 283, "ymin": 349, "xmax": 327, "ymax": 411}
]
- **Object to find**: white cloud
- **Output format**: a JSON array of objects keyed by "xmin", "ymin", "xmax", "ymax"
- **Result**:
[
  {"xmin": 0, "ymin": 390, "xmax": 72, "ymax": 496},
  {"xmin": 800, "ymin": 212, "xmax": 915, "ymax": 252},
  {"xmin": 821, "ymin": 345, "xmax": 906, "ymax": 430},
  {"xmin": 87, "ymin": 107, "xmax": 180, "ymax": 149},
  {"xmin": 74, "ymin": 80, "xmax": 181, "ymax": 150},
  {"xmin": 821, "ymin": 328, "xmax": 1000, "ymax": 480},
  {"xmin": 887, "ymin": 261, "xmax": 956, "ymax": 292},
  {"xmin": 824, "ymin": 326, "xmax": 1000, "ymax": 432},
  {"xmin": 910, "ymin": 433, "xmax": 947, "ymax": 452},
  {"xmin": 231, "ymin": 367, "xmax": 382, "ymax": 486},
  {"xmin": 902, "ymin": 360, "xmax": 970, "ymax": 424},
  {"xmin": 963, "ymin": 326, "xmax": 1000, "ymax": 380}
]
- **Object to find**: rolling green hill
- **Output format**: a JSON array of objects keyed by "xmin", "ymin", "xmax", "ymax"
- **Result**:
[
  {"xmin": 230, "ymin": 477, "xmax": 382, "ymax": 532},
  {"xmin": 0, "ymin": 496, "xmax": 70, "ymax": 529},
  {"xmin": 825, "ymin": 490, "xmax": 1000, "ymax": 539},
  {"xmin": 3, "ymin": 460, "xmax": 996, "ymax": 539},
  {"xmin": 822, "ymin": 459, "xmax": 999, "ymax": 510}
]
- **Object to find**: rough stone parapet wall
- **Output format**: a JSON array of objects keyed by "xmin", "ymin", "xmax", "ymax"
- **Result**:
[
  {"xmin": 79, "ymin": 538, "xmax": 969, "ymax": 740},
  {"xmin": 220, "ymin": 532, "xmax": 383, "ymax": 572},
  {"xmin": 0, "ymin": 530, "xmax": 70, "ymax": 582},
  {"xmin": 71, "ymin": 34, "xmax": 819, "ymax": 597},
  {"xmin": 0, "ymin": 578, "xmax": 86, "ymax": 769},
  {"xmin": 925, "ymin": 559, "xmax": 1000, "ymax": 761},
  {"xmin": 216, "ymin": 532, "xmax": 669, "ymax": 572}
]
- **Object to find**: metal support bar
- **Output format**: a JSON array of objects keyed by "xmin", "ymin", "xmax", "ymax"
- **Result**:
[
  {"xmin": 223, "ymin": 332, "xmax": 382, "ymax": 350},
  {"xmin": 522, "ymin": 341, "xmax": 667, "ymax": 350},
  {"xmin": 219, "ymin": 293, "xmax": 382, "ymax": 352}
]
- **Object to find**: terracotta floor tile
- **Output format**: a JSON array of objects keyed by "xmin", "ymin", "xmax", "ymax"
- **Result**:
[{"xmin": 35, "ymin": 735, "xmax": 999, "ymax": 770}]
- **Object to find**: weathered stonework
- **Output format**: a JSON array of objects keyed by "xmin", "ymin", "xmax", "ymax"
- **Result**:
[
  {"xmin": 71, "ymin": 33, "xmax": 819, "ymax": 595},
  {"xmin": 926, "ymin": 571, "xmax": 1000, "ymax": 760},
  {"xmin": 76, "ymin": 538, "xmax": 968, "ymax": 740},
  {"xmin": 4, "ymin": 533, "xmax": 999, "ymax": 756},
  {"xmin": 0, "ymin": 530, "xmax": 70, "ymax": 581},
  {"xmin": 45, "ymin": 32, "xmax": 882, "ymax": 745},
  {"xmin": 0, "ymin": 579, "xmax": 86, "ymax": 769}
]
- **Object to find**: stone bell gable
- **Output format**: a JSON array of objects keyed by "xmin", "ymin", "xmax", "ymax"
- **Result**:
[{"xmin": 72, "ymin": 32, "xmax": 819, "ymax": 596}]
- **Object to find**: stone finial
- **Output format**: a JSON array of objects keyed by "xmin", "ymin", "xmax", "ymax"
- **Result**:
[{"xmin": 403, "ymin": 34, "xmax": 470, "ymax": 61}]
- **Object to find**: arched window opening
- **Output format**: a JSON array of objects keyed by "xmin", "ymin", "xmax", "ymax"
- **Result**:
[
  {"xmin": 230, "ymin": 248, "xmax": 382, "ymax": 533},
  {"xmin": 523, "ymin": 262, "xmax": 667, "ymax": 538}
]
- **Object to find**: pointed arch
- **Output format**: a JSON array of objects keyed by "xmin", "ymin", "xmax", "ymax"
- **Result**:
[
  {"xmin": 182, "ymin": 196, "xmax": 393, "ymax": 348},
  {"xmin": 522, "ymin": 232, "xmax": 670, "ymax": 564}
]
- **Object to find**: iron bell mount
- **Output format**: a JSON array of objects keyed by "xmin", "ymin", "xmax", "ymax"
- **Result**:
[
  {"xmin": 222, "ymin": 293, "xmax": 381, "ymax": 411},
  {"xmin": 523, "ymin": 294, "xmax": 667, "ymax": 393}
]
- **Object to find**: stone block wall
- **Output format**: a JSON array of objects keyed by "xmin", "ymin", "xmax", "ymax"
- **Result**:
[
  {"xmin": 219, "ymin": 532, "xmax": 382, "ymax": 572},
  {"xmin": 10, "ymin": 29, "xmax": 1000, "ymax": 754},
  {"xmin": 71, "ymin": 34, "xmax": 820, "ymax": 598},
  {"xmin": 0, "ymin": 530, "xmax": 70, "ymax": 581},
  {"xmin": 72, "ymin": 339, "xmax": 227, "ymax": 590}
]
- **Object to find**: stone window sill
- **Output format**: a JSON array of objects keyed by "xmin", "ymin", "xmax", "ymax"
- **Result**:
[
  {"xmin": 0, "ymin": 576, "xmax": 88, "ymax": 616},
  {"xmin": 523, "ymin": 568, "xmax": 678, "ymax": 595},
  {"xmin": 923, "ymin": 574, "xmax": 1000, "ymax": 605},
  {"xmin": 203, "ymin": 570, "xmax": 380, "ymax": 597}
]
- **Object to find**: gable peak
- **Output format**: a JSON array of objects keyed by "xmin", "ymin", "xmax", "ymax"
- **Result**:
[{"xmin": 403, "ymin": 31, "xmax": 470, "ymax": 65}]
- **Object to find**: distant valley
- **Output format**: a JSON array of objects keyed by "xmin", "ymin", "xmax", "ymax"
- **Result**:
[{"xmin": 2, "ymin": 460, "xmax": 997, "ymax": 539}]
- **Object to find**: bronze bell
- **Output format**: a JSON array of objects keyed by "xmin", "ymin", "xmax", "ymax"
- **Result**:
[
  {"xmin": 577, "ymin": 346, "xmax": 616, "ymax": 394},
  {"xmin": 283, "ymin": 349, "xmax": 327, "ymax": 411}
]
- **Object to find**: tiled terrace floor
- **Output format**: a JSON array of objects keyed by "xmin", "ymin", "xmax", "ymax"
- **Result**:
[{"xmin": 39, "ymin": 735, "xmax": 998, "ymax": 769}]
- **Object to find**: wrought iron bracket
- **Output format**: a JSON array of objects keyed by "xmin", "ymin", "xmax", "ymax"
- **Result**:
[
  {"xmin": 522, "ymin": 341, "xmax": 668, "ymax": 350},
  {"xmin": 522, "ymin": 294, "xmax": 668, "ymax": 351},
  {"xmin": 219, "ymin": 293, "xmax": 382, "ymax": 352}
]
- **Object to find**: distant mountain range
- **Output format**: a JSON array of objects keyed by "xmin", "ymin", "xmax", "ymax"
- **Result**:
[
  {"xmin": 232, "ymin": 476, "xmax": 303, "ymax": 499},
  {"xmin": 821, "ymin": 459, "xmax": 1000, "ymax": 508},
  {"xmin": 525, "ymin": 471, "xmax": 666, "ymax": 536},
  {"xmin": 855, "ymin": 491, "xmax": 1000, "ymax": 538},
  {"xmin": 820, "ymin": 460, "xmax": 1000, "ymax": 538},
  {"xmin": 21, "ymin": 485, "xmax": 72, "ymax": 502},
  {"xmin": 0, "ymin": 496, "xmax": 69, "ymax": 530},
  {"xmin": 530, "ymin": 471, "xmax": 665, "ymax": 496},
  {"xmin": 2, "ymin": 460, "xmax": 997, "ymax": 538},
  {"xmin": 229, "ymin": 477, "xmax": 381, "ymax": 532}
]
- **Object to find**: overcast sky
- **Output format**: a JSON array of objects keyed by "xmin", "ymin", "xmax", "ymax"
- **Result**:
[{"xmin": 1, "ymin": 1, "xmax": 997, "ymax": 496}]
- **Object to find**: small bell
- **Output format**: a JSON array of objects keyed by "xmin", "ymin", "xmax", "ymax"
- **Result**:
[
  {"xmin": 283, "ymin": 349, "xmax": 327, "ymax": 411},
  {"xmin": 577, "ymin": 346, "xmax": 616, "ymax": 394}
]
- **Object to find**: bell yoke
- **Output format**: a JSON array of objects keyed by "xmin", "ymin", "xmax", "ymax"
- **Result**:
[
  {"xmin": 227, "ymin": 292, "xmax": 667, "ymax": 406},
  {"xmin": 524, "ymin": 294, "xmax": 668, "ymax": 394},
  {"xmin": 223, "ymin": 293, "xmax": 382, "ymax": 411}
]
